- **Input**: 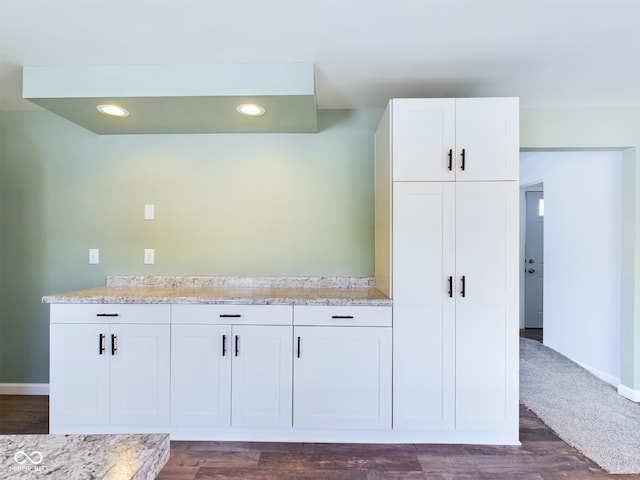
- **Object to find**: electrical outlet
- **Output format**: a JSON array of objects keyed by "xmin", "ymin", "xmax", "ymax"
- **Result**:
[
  {"xmin": 89, "ymin": 248, "xmax": 99, "ymax": 265},
  {"xmin": 144, "ymin": 248, "xmax": 155, "ymax": 265}
]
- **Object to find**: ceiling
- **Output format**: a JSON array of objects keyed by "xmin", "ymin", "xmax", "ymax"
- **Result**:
[{"xmin": 2, "ymin": 0, "xmax": 640, "ymax": 115}]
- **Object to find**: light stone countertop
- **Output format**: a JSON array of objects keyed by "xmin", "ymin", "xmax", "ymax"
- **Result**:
[
  {"xmin": 0, "ymin": 433, "xmax": 169, "ymax": 480},
  {"xmin": 42, "ymin": 276, "xmax": 392, "ymax": 306}
]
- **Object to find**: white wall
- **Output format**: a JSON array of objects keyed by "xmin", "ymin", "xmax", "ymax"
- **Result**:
[{"xmin": 520, "ymin": 150, "xmax": 622, "ymax": 383}]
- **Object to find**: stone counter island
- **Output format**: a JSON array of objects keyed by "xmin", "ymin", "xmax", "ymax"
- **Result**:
[{"xmin": 0, "ymin": 433, "xmax": 169, "ymax": 480}]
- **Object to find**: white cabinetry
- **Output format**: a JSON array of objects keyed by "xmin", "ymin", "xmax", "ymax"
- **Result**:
[
  {"xmin": 391, "ymin": 98, "xmax": 519, "ymax": 182},
  {"xmin": 49, "ymin": 304, "xmax": 170, "ymax": 432},
  {"xmin": 171, "ymin": 304, "xmax": 293, "ymax": 429},
  {"xmin": 293, "ymin": 306, "xmax": 392, "ymax": 430},
  {"xmin": 376, "ymin": 97, "xmax": 519, "ymax": 442}
]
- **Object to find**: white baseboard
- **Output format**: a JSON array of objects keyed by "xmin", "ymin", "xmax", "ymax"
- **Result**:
[
  {"xmin": 573, "ymin": 359, "xmax": 620, "ymax": 387},
  {"xmin": 0, "ymin": 383, "xmax": 49, "ymax": 395},
  {"xmin": 618, "ymin": 383, "xmax": 640, "ymax": 402}
]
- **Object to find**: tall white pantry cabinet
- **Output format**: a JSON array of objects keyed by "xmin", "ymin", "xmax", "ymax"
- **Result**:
[{"xmin": 375, "ymin": 97, "xmax": 520, "ymax": 443}]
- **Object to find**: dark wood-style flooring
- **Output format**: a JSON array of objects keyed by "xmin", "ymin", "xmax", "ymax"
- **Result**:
[{"xmin": 2, "ymin": 355, "xmax": 639, "ymax": 480}]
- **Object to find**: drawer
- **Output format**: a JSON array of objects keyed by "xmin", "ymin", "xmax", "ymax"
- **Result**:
[
  {"xmin": 50, "ymin": 304, "xmax": 170, "ymax": 324},
  {"xmin": 171, "ymin": 304, "xmax": 293, "ymax": 325},
  {"xmin": 293, "ymin": 305, "xmax": 392, "ymax": 327}
]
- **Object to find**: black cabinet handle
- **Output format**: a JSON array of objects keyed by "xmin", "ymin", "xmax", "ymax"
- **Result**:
[
  {"xmin": 448, "ymin": 276, "xmax": 453, "ymax": 298},
  {"xmin": 235, "ymin": 335, "xmax": 239, "ymax": 357},
  {"xmin": 297, "ymin": 336, "xmax": 301, "ymax": 358},
  {"xmin": 460, "ymin": 276, "xmax": 466, "ymax": 298},
  {"xmin": 99, "ymin": 333, "xmax": 105, "ymax": 355},
  {"xmin": 447, "ymin": 149, "xmax": 453, "ymax": 171},
  {"xmin": 460, "ymin": 148, "xmax": 466, "ymax": 171},
  {"xmin": 331, "ymin": 315, "xmax": 354, "ymax": 319},
  {"xmin": 220, "ymin": 314, "xmax": 241, "ymax": 318},
  {"xmin": 97, "ymin": 313, "xmax": 119, "ymax": 317},
  {"xmin": 111, "ymin": 334, "xmax": 118, "ymax": 355},
  {"xmin": 222, "ymin": 335, "xmax": 227, "ymax": 357}
]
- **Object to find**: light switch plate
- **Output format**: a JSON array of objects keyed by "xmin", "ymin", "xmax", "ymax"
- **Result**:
[
  {"xmin": 144, "ymin": 248, "xmax": 155, "ymax": 264},
  {"xmin": 144, "ymin": 204, "xmax": 155, "ymax": 220},
  {"xmin": 89, "ymin": 248, "xmax": 99, "ymax": 265}
]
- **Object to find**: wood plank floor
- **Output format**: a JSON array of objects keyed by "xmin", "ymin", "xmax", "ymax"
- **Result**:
[{"xmin": 1, "ymin": 395, "xmax": 638, "ymax": 479}]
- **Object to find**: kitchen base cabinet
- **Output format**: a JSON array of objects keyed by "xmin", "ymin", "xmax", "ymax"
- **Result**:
[
  {"xmin": 49, "ymin": 304, "xmax": 171, "ymax": 433},
  {"xmin": 293, "ymin": 325, "xmax": 392, "ymax": 430}
]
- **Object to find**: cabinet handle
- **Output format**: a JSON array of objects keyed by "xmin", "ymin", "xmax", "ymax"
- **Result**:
[
  {"xmin": 99, "ymin": 333, "xmax": 106, "ymax": 355},
  {"xmin": 460, "ymin": 275, "xmax": 466, "ymax": 298},
  {"xmin": 235, "ymin": 335, "xmax": 239, "ymax": 357},
  {"xmin": 331, "ymin": 315, "xmax": 354, "ymax": 319},
  {"xmin": 111, "ymin": 334, "xmax": 118, "ymax": 355},
  {"xmin": 447, "ymin": 149, "xmax": 453, "ymax": 171},
  {"xmin": 297, "ymin": 336, "xmax": 301, "ymax": 358},
  {"xmin": 222, "ymin": 335, "xmax": 227, "ymax": 357},
  {"xmin": 97, "ymin": 313, "xmax": 119, "ymax": 317},
  {"xmin": 448, "ymin": 276, "xmax": 453, "ymax": 298},
  {"xmin": 219, "ymin": 314, "xmax": 241, "ymax": 318},
  {"xmin": 460, "ymin": 148, "xmax": 466, "ymax": 171}
]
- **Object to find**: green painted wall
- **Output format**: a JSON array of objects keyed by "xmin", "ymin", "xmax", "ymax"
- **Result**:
[{"xmin": 0, "ymin": 109, "xmax": 382, "ymax": 383}]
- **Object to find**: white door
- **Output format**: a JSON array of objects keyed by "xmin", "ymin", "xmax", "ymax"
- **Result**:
[
  {"xmin": 171, "ymin": 324, "xmax": 232, "ymax": 426},
  {"xmin": 455, "ymin": 181, "xmax": 519, "ymax": 433},
  {"xmin": 392, "ymin": 182, "xmax": 455, "ymax": 430},
  {"xmin": 293, "ymin": 326, "xmax": 392, "ymax": 430},
  {"xmin": 524, "ymin": 190, "xmax": 544, "ymax": 329},
  {"xmin": 455, "ymin": 98, "xmax": 519, "ymax": 181},
  {"xmin": 110, "ymin": 324, "xmax": 171, "ymax": 426},
  {"xmin": 49, "ymin": 323, "xmax": 110, "ymax": 426},
  {"xmin": 391, "ymin": 98, "xmax": 456, "ymax": 182},
  {"xmin": 231, "ymin": 325, "xmax": 293, "ymax": 428}
]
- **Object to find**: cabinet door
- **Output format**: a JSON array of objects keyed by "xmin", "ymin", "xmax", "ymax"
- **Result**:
[
  {"xmin": 391, "ymin": 98, "xmax": 456, "ymax": 182},
  {"xmin": 50, "ymin": 324, "xmax": 110, "ymax": 425},
  {"xmin": 171, "ymin": 324, "xmax": 232, "ymax": 427},
  {"xmin": 294, "ymin": 326, "xmax": 392, "ymax": 430},
  {"xmin": 455, "ymin": 98, "xmax": 519, "ymax": 181},
  {"xmin": 231, "ymin": 325, "xmax": 293, "ymax": 428},
  {"xmin": 110, "ymin": 324, "xmax": 171, "ymax": 426},
  {"xmin": 455, "ymin": 181, "xmax": 519, "ymax": 433},
  {"xmin": 392, "ymin": 182, "xmax": 456, "ymax": 430}
]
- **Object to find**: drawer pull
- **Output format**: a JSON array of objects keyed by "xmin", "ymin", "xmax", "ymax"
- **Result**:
[
  {"xmin": 331, "ymin": 315, "xmax": 354, "ymax": 319},
  {"xmin": 219, "ymin": 314, "xmax": 242, "ymax": 318},
  {"xmin": 98, "ymin": 333, "xmax": 106, "ymax": 355},
  {"xmin": 111, "ymin": 334, "xmax": 118, "ymax": 355},
  {"xmin": 97, "ymin": 313, "xmax": 119, "ymax": 317}
]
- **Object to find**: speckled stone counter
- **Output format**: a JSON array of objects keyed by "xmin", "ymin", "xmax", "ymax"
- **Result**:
[
  {"xmin": 42, "ymin": 276, "xmax": 391, "ymax": 306},
  {"xmin": 0, "ymin": 433, "xmax": 169, "ymax": 480}
]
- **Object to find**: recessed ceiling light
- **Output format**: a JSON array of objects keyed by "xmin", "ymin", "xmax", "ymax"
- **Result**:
[
  {"xmin": 96, "ymin": 104, "xmax": 130, "ymax": 117},
  {"xmin": 236, "ymin": 103, "xmax": 266, "ymax": 117}
]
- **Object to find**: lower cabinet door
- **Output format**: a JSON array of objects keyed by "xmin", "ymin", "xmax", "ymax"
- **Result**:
[
  {"xmin": 110, "ymin": 324, "xmax": 171, "ymax": 426},
  {"xmin": 171, "ymin": 324, "xmax": 232, "ymax": 427},
  {"xmin": 50, "ymin": 323, "xmax": 110, "ymax": 425},
  {"xmin": 293, "ymin": 326, "xmax": 392, "ymax": 430},
  {"xmin": 231, "ymin": 325, "xmax": 293, "ymax": 428}
]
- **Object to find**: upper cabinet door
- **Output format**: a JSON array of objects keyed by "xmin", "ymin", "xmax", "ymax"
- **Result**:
[
  {"xmin": 389, "ymin": 97, "xmax": 519, "ymax": 182},
  {"xmin": 391, "ymin": 98, "xmax": 456, "ymax": 182},
  {"xmin": 455, "ymin": 98, "xmax": 519, "ymax": 181}
]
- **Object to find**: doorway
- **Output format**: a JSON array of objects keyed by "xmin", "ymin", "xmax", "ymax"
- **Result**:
[{"xmin": 523, "ymin": 186, "xmax": 544, "ymax": 341}]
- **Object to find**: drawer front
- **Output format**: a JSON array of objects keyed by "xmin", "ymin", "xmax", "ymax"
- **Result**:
[
  {"xmin": 293, "ymin": 305, "xmax": 392, "ymax": 327},
  {"xmin": 172, "ymin": 304, "xmax": 293, "ymax": 325},
  {"xmin": 50, "ymin": 304, "xmax": 170, "ymax": 324}
]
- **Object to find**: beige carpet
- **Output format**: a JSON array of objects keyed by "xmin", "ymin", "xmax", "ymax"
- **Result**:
[{"xmin": 520, "ymin": 337, "xmax": 640, "ymax": 474}]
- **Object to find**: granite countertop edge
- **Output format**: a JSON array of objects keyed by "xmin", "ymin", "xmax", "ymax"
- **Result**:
[{"xmin": 42, "ymin": 277, "xmax": 392, "ymax": 306}]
